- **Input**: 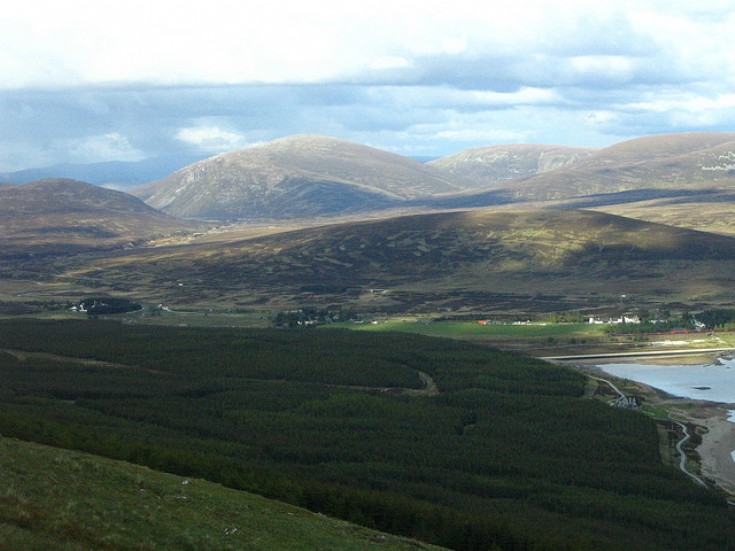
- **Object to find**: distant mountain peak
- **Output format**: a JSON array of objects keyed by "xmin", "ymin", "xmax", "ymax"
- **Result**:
[
  {"xmin": 132, "ymin": 134, "xmax": 465, "ymax": 220},
  {"xmin": 428, "ymin": 144, "xmax": 594, "ymax": 187},
  {"xmin": 0, "ymin": 178, "xmax": 188, "ymax": 251}
]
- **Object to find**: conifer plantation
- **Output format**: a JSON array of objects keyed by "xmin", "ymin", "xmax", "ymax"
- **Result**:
[{"xmin": 1, "ymin": 319, "xmax": 733, "ymax": 550}]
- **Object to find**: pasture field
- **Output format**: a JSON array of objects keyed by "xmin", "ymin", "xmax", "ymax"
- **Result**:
[
  {"xmin": 331, "ymin": 318, "xmax": 735, "ymax": 356},
  {"xmin": 340, "ymin": 319, "xmax": 604, "ymax": 339}
]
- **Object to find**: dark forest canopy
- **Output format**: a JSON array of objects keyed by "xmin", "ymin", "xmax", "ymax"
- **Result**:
[{"xmin": 0, "ymin": 319, "xmax": 732, "ymax": 551}]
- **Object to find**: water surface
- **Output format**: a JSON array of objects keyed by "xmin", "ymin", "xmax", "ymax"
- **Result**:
[{"xmin": 597, "ymin": 357, "xmax": 735, "ymax": 404}]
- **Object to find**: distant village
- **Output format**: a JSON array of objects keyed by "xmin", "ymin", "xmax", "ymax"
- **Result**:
[
  {"xmin": 586, "ymin": 315, "xmax": 640, "ymax": 325},
  {"xmin": 477, "ymin": 315, "xmax": 645, "ymax": 326}
]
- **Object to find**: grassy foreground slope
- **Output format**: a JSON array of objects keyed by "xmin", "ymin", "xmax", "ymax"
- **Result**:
[
  {"xmin": 0, "ymin": 437, "xmax": 442, "ymax": 551},
  {"xmin": 1, "ymin": 320, "xmax": 734, "ymax": 551}
]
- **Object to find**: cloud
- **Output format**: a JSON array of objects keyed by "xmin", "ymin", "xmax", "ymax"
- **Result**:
[
  {"xmin": 3, "ymin": 1, "xmax": 734, "ymax": 90},
  {"xmin": 369, "ymin": 56, "xmax": 413, "ymax": 71},
  {"xmin": 175, "ymin": 124, "xmax": 254, "ymax": 154},
  {"xmin": 3, "ymin": 2, "xmax": 735, "ymax": 171},
  {"xmin": 0, "ymin": 130, "xmax": 145, "ymax": 172},
  {"xmin": 66, "ymin": 133, "xmax": 145, "ymax": 163}
]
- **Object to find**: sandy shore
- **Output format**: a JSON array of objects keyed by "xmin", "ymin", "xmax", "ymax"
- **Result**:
[{"xmin": 695, "ymin": 410, "xmax": 735, "ymax": 495}]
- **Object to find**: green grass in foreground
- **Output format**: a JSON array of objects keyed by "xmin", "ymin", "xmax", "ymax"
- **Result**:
[{"xmin": 0, "ymin": 437, "xmax": 443, "ymax": 551}]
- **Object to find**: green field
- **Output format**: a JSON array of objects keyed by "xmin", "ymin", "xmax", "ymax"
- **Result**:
[
  {"xmin": 1, "ymin": 319, "xmax": 733, "ymax": 551},
  {"xmin": 340, "ymin": 320, "xmax": 604, "ymax": 339},
  {"xmin": 329, "ymin": 319, "xmax": 615, "ymax": 355}
]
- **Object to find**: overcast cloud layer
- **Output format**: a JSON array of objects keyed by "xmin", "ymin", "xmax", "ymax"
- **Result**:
[{"xmin": 2, "ymin": 0, "xmax": 735, "ymax": 172}]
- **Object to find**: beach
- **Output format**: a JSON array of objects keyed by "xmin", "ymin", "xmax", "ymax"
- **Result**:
[
  {"xmin": 697, "ymin": 411, "xmax": 735, "ymax": 495},
  {"xmin": 583, "ymin": 356, "xmax": 735, "ymax": 498}
]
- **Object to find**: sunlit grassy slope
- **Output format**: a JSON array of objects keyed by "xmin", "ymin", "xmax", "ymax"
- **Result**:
[{"xmin": 0, "ymin": 437, "xmax": 443, "ymax": 551}]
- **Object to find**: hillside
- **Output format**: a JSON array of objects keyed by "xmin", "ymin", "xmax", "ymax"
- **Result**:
[
  {"xmin": 0, "ymin": 178, "xmax": 188, "ymax": 240},
  {"xmin": 428, "ymin": 144, "xmax": 593, "ymax": 187},
  {"xmin": 124, "ymin": 132, "xmax": 735, "ymax": 229},
  {"xmin": 583, "ymin": 191, "xmax": 735, "ymax": 236},
  {"xmin": 0, "ymin": 437, "xmax": 442, "ymax": 550},
  {"xmin": 441, "ymin": 133, "xmax": 735, "ymax": 204},
  {"xmin": 62, "ymin": 208, "xmax": 735, "ymax": 314},
  {"xmin": 0, "ymin": 178, "xmax": 193, "ymax": 279},
  {"xmin": 422, "ymin": 133, "xmax": 735, "ymax": 236},
  {"xmin": 132, "ymin": 135, "xmax": 464, "ymax": 219}
]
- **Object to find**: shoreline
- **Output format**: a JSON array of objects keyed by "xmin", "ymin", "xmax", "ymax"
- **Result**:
[
  {"xmin": 569, "ymin": 357, "xmax": 735, "ymax": 499},
  {"xmin": 694, "ymin": 410, "xmax": 735, "ymax": 496}
]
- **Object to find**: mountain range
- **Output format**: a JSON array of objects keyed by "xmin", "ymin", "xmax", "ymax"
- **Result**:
[
  {"xmin": 5, "ymin": 132, "xmax": 735, "ymax": 226},
  {"xmin": 498, "ymin": 132, "xmax": 735, "ymax": 200},
  {"xmin": 126, "ymin": 132, "xmax": 735, "ymax": 224},
  {"xmin": 4, "ymin": 131, "xmax": 735, "ymax": 315},
  {"xmin": 131, "ymin": 135, "xmax": 463, "ymax": 219},
  {"xmin": 0, "ymin": 154, "xmax": 207, "ymax": 190}
]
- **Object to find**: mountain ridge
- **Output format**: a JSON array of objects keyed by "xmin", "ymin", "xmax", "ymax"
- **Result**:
[
  {"xmin": 132, "ymin": 135, "xmax": 465, "ymax": 219},
  {"xmin": 0, "ymin": 154, "xmax": 208, "ymax": 190},
  {"xmin": 428, "ymin": 143, "xmax": 594, "ymax": 187},
  {"xmin": 129, "ymin": 131, "xmax": 735, "ymax": 222},
  {"xmin": 500, "ymin": 132, "xmax": 735, "ymax": 200}
]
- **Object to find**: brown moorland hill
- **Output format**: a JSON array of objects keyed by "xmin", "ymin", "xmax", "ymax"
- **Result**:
[
  {"xmin": 63, "ymin": 208, "xmax": 735, "ymax": 314},
  {"xmin": 497, "ymin": 132, "xmax": 735, "ymax": 200},
  {"xmin": 428, "ymin": 143, "xmax": 594, "ymax": 187},
  {"xmin": 0, "ymin": 178, "xmax": 193, "ymax": 277},
  {"xmin": 132, "ymin": 135, "xmax": 465, "ymax": 220},
  {"xmin": 425, "ymin": 133, "xmax": 735, "ymax": 235}
]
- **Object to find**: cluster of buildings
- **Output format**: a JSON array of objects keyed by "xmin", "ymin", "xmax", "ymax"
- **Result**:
[
  {"xmin": 475, "ymin": 315, "xmax": 644, "ymax": 326},
  {"xmin": 587, "ymin": 315, "xmax": 641, "ymax": 325}
]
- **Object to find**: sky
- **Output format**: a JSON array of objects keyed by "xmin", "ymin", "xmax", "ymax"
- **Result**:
[{"xmin": 1, "ymin": 0, "xmax": 735, "ymax": 172}]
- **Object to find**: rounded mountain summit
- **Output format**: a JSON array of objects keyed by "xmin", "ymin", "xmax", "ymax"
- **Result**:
[{"xmin": 131, "ymin": 135, "xmax": 464, "ymax": 220}]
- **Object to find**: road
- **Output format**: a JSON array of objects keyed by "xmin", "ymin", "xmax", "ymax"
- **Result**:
[
  {"xmin": 542, "ymin": 347, "xmax": 735, "ymax": 362},
  {"xmin": 671, "ymin": 420, "xmax": 706, "ymax": 487},
  {"xmin": 589, "ymin": 374, "xmax": 705, "ymax": 486}
]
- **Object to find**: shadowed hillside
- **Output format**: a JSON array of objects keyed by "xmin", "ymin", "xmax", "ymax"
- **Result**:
[{"xmin": 62, "ymin": 208, "xmax": 735, "ymax": 314}]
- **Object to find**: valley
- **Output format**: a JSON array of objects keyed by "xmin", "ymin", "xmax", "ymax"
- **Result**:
[
  {"xmin": 3, "ymin": 132, "xmax": 735, "ymax": 321},
  {"xmin": 6, "ymin": 208, "xmax": 735, "ymax": 320},
  {"xmin": 3, "ymin": 131, "xmax": 735, "ymax": 550}
]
